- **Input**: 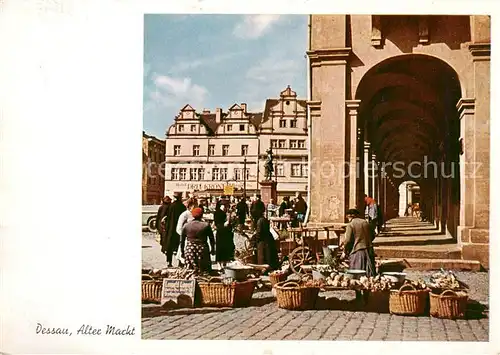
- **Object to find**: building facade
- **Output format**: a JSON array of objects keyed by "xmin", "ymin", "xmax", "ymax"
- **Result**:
[
  {"xmin": 142, "ymin": 131, "xmax": 166, "ymax": 205},
  {"xmin": 163, "ymin": 86, "xmax": 308, "ymax": 201},
  {"xmin": 307, "ymin": 15, "xmax": 490, "ymax": 267}
]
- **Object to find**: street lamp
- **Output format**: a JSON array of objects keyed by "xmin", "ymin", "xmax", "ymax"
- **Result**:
[{"xmin": 243, "ymin": 157, "xmax": 247, "ymax": 198}]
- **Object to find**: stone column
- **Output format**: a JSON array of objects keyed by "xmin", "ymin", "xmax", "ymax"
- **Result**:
[
  {"xmin": 307, "ymin": 43, "xmax": 351, "ymax": 225},
  {"xmin": 371, "ymin": 153, "xmax": 377, "ymax": 201},
  {"xmin": 346, "ymin": 100, "xmax": 361, "ymax": 210},
  {"xmin": 364, "ymin": 142, "xmax": 371, "ymax": 196}
]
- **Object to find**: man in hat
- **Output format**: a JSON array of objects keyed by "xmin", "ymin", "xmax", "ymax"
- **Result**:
[
  {"xmin": 341, "ymin": 208, "xmax": 376, "ymax": 277},
  {"xmin": 161, "ymin": 192, "xmax": 187, "ymax": 267}
]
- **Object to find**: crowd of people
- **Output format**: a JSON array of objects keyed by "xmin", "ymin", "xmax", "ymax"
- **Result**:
[{"xmin": 155, "ymin": 193, "xmax": 288, "ymax": 275}]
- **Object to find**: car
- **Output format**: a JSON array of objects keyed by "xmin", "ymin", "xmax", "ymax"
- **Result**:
[{"xmin": 142, "ymin": 205, "xmax": 161, "ymax": 232}]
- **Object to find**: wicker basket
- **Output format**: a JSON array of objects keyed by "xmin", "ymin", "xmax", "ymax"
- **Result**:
[
  {"xmin": 274, "ymin": 281, "xmax": 320, "ymax": 310},
  {"xmin": 430, "ymin": 289, "xmax": 468, "ymax": 319},
  {"xmin": 269, "ymin": 270, "xmax": 289, "ymax": 286},
  {"xmin": 389, "ymin": 284, "xmax": 429, "ymax": 316},
  {"xmin": 365, "ymin": 290, "xmax": 390, "ymax": 313},
  {"xmin": 197, "ymin": 278, "xmax": 256, "ymax": 307},
  {"xmin": 142, "ymin": 275, "xmax": 163, "ymax": 303}
]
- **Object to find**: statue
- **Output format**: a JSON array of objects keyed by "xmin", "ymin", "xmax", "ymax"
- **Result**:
[{"xmin": 264, "ymin": 148, "xmax": 274, "ymax": 180}]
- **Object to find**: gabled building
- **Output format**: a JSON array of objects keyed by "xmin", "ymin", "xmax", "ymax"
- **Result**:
[{"xmin": 162, "ymin": 86, "xmax": 309, "ymax": 200}]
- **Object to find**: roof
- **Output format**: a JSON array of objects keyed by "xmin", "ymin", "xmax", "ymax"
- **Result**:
[
  {"xmin": 199, "ymin": 113, "xmax": 219, "ymax": 134},
  {"xmin": 262, "ymin": 99, "xmax": 279, "ymax": 125}
]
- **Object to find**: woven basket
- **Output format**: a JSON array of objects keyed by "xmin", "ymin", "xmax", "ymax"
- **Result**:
[
  {"xmin": 197, "ymin": 278, "xmax": 256, "ymax": 307},
  {"xmin": 389, "ymin": 284, "xmax": 430, "ymax": 316},
  {"xmin": 274, "ymin": 281, "xmax": 320, "ymax": 310},
  {"xmin": 430, "ymin": 289, "xmax": 468, "ymax": 319},
  {"xmin": 365, "ymin": 290, "xmax": 390, "ymax": 313},
  {"xmin": 142, "ymin": 275, "xmax": 163, "ymax": 303},
  {"xmin": 269, "ymin": 271, "xmax": 289, "ymax": 286}
]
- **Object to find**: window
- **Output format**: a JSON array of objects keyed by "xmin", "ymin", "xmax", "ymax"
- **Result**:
[
  {"xmin": 179, "ymin": 168, "xmax": 187, "ymax": 180},
  {"xmin": 302, "ymin": 164, "xmax": 308, "ymax": 177},
  {"xmin": 298, "ymin": 140, "xmax": 306, "ymax": 149},
  {"xmin": 193, "ymin": 145, "xmax": 200, "ymax": 156},
  {"xmin": 209, "ymin": 145, "xmax": 215, "ymax": 156},
  {"xmin": 220, "ymin": 168, "xmax": 228, "ymax": 180},
  {"xmin": 245, "ymin": 168, "xmax": 250, "ymax": 180},
  {"xmin": 190, "ymin": 168, "xmax": 197, "ymax": 180},
  {"xmin": 178, "ymin": 124, "xmax": 184, "ymax": 132},
  {"xmin": 275, "ymin": 164, "xmax": 284, "ymax": 177},
  {"xmin": 198, "ymin": 168, "xmax": 205, "ymax": 180},
  {"xmin": 241, "ymin": 145, "xmax": 248, "ymax": 156},
  {"xmin": 290, "ymin": 120, "xmax": 297, "ymax": 128},
  {"xmin": 239, "ymin": 124, "xmax": 245, "ymax": 131},
  {"xmin": 291, "ymin": 164, "xmax": 302, "ymax": 177},
  {"xmin": 173, "ymin": 145, "xmax": 181, "ymax": 156},
  {"xmin": 190, "ymin": 124, "xmax": 196, "ymax": 132},
  {"xmin": 222, "ymin": 145, "xmax": 229, "ymax": 156},
  {"xmin": 212, "ymin": 168, "xmax": 220, "ymax": 181},
  {"xmin": 290, "ymin": 140, "xmax": 298, "ymax": 149},
  {"xmin": 270, "ymin": 139, "xmax": 278, "ymax": 149},
  {"xmin": 227, "ymin": 124, "xmax": 233, "ymax": 132},
  {"xmin": 234, "ymin": 168, "xmax": 241, "ymax": 180},
  {"xmin": 279, "ymin": 119, "xmax": 286, "ymax": 128},
  {"xmin": 171, "ymin": 168, "xmax": 179, "ymax": 180},
  {"xmin": 278, "ymin": 140, "xmax": 286, "ymax": 149}
]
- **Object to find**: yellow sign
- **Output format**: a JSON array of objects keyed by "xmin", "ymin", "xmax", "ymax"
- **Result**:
[{"xmin": 224, "ymin": 185, "xmax": 234, "ymax": 195}]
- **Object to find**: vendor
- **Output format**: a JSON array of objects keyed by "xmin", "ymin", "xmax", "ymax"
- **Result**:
[
  {"xmin": 180, "ymin": 207, "xmax": 216, "ymax": 274},
  {"xmin": 253, "ymin": 211, "xmax": 280, "ymax": 271},
  {"xmin": 341, "ymin": 208, "xmax": 376, "ymax": 277}
]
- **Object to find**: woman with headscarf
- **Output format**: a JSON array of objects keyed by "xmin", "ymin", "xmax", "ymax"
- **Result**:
[
  {"xmin": 180, "ymin": 207, "xmax": 216, "ymax": 274},
  {"xmin": 175, "ymin": 198, "xmax": 198, "ymax": 266},
  {"xmin": 213, "ymin": 200, "xmax": 235, "ymax": 268},
  {"xmin": 253, "ymin": 210, "xmax": 280, "ymax": 271}
]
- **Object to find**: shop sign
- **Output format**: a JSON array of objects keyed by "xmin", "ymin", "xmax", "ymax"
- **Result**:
[{"xmin": 160, "ymin": 279, "xmax": 196, "ymax": 308}]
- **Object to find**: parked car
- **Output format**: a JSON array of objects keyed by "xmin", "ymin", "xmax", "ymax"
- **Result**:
[{"xmin": 142, "ymin": 205, "xmax": 160, "ymax": 232}]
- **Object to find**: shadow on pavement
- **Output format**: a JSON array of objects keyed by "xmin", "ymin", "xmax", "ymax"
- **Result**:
[
  {"xmin": 250, "ymin": 296, "xmax": 276, "ymax": 307},
  {"xmin": 142, "ymin": 305, "xmax": 232, "ymax": 318}
]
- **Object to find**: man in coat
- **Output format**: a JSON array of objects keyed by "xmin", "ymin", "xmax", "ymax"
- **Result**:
[
  {"xmin": 236, "ymin": 197, "xmax": 249, "ymax": 228},
  {"xmin": 161, "ymin": 193, "xmax": 187, "ymax": 267},
  {"xmin": 341, "ymin": 209, "xmax": 376, "ymax": 277},
  {"xmin": 156, "ymin": 196, "xmax": 171, "ymax": 233},
  {"xmin": 250, "ymin": 194, "xmax": 265, "ymax": 227}
]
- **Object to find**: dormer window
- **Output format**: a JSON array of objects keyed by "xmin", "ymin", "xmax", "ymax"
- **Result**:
[
  {"xmin": 178, "ymin": 124, "xmax": 184, "ymax": 132},
  {"xmin": 279, "ymin": 119, "xmax": 286, "ymax": 128},
  {"xmin": 239, "ymin": 124, "xmax": 245, "ymax": 131},
  {"xmin": 290, "ymin": 120, "xmax": 297, "ymax": 128},
  {"xmin": 227, "ymin": 124, "xmax": 233, "ymax": 132},
  {"xmin": 190, "ymin": 124, "xmax": 196, "ymax": 132}
]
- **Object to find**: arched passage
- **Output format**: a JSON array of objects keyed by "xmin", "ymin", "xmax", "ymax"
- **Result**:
[{"xmin": 356, "ymin": 54, "xmax": 462, "ymax": 240}]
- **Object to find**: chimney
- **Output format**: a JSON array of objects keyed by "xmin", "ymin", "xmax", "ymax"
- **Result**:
[
  {"xmin": 216, "ymin": 108, "xmax": 222, "ymax": 123},
  {"xmin": 241, "ymin": 103, "xmax": 247, "ymax": 113},
  {"xmin": 203, "ymin": 108, "xmax": 211, "ymax": 114}
]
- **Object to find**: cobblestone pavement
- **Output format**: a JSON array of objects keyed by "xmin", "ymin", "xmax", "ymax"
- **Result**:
[{"xmin": 142, "ymin": 232, "xmax": 489, "ymax": 341}]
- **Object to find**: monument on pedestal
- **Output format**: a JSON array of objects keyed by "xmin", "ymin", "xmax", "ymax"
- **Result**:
[{"xmin": 260, "ymin": 148, "xmax": 277, "ymax": 204}]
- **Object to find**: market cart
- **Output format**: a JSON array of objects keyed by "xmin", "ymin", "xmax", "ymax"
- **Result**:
[{"xmin": 280, "ymin": 225, "xmax": 346, "ymax": 275}]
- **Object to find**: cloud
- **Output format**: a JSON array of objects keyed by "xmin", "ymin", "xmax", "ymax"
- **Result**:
[
  {"xmin": 233, "ymin": 15, "xmax": 281, "ymax": 39},
  {"xmin": 148, "ymin": 74, "xmax": 208, "ymax": 111},
  {"xmin": 168, "ymin": 51, "xmax": 247, "ymax": 74}
]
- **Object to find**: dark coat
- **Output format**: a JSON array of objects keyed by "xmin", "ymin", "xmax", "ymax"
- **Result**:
[
  {"xmin": 213, "ymin": 209, "xmax": 227, "ymax": 227},
  {"xmin": 254, "ymin": 217, "xmax": 279, "ymax": 270},
  {"xmin": 278, "ymin": 201, "xmax": 288, "ymax": 216},
  {"xmin": 293, "ymin": 198, "xmax": 307, "ymax": 214},
  {"xmin": 156, "ymin": 202, "xmax": 170, "ymax": 232},
  {"xmin": 161, "ymin": 200, "xmax": 187, "ymax": 254},
  {"xmin": 236, "ymin": 200, "xmax": 249, "ymax": 218}
]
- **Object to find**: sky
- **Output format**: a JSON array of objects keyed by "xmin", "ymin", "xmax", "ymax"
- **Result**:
[{"xmin": 143, "ymin": 14, "xmax": 308, "ymax": 138}]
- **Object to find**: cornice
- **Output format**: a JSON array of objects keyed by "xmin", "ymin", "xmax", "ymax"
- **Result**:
[
  {"xmin": 307, "ymin": 48, "xmax": 352, "ymax": 67},
  {"xmin": 468, "ymin": 43, "xmax": 491, "ymax": 61}
]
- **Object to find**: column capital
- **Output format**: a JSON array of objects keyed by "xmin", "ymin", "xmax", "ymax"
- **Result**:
[
  {"xmin": 346, "ymin": 100, "xmax": 361, "ymax": 116},
  {"xmin": 307, "ymin": 48, "xmax": 352, "ymax": 67},
  {"xmin": 456, "ymin": 98, "xmax": 475, "ymax": 119},
  {"xmin": 468, "ymin": 43, "xmax": 491, "ymax": 62},
  {"xmin": 307, "ymin": 100, "xmax": 322, "ymax": 118}
]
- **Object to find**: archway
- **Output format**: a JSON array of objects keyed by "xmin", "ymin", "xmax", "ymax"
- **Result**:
[{"xmin": 356, "ymin": 54, "xmax": 462, "ymax": 240}]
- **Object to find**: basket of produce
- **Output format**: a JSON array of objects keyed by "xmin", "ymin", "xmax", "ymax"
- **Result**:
[
  {"xmin": 389, "ymin": 281, "xmax": 430, "ymax": 316},
  {"xmin": 274, "ymin": 280, "xmax": 321, "ymax": 310},
  {"xmin": 361, "ymin": 275, "xmax": 394, "ymax": 313},
  {"xmin": 142, "ymin": 274, "xmax": 163, "ymax": 303},
  {"xmin": 430, "ymin": 289, "xmax": 468, "ymax": 319},
  {"xmin": 427, "ymin": 269, "xmax": 469, "ymax": 293},
  {"xmin": 269, "ymin": 270, "xmax": 290, "ymax": 286},
  {"xmin": 196, "ymin": 277, "xmax": 257, "ymax": 308},
  {"xmin": 312, "ymin": 265, "xmax": 334, "ymax": 281},
  {"xmin": 323, "ymin": 273, "xmax": 363, "ymax": 289}
]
